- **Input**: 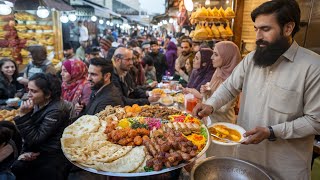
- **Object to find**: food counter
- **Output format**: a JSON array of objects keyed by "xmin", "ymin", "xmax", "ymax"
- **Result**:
[{"xmin": 0, "ymin": 10, "xmax": 63, "ymax": 66}]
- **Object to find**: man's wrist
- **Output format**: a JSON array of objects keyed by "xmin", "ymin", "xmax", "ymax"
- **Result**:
[{"xmin": 267, "ymin": 126, "xmax": 276, "ymax": 141}]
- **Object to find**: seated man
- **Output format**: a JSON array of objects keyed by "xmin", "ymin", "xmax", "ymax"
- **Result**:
[
  {"xmin": 75, "ymin": 57, "xmax": 123, "ymax": 115},
  {"xmin": 112, "ymin": 47, "xmax": 160, "ymax": 106}
]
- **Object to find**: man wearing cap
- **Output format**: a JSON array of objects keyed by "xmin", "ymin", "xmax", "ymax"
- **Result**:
[
  {"xmin": 63, "ymin": 42, "xmax": 77, "ymax": 60},
  {"xmin": 99, "ymin": 36, "xmax": 112, "ymax": 58},
  {"xmin": 148, "ymin": 40, "xmax": 168, "ymax": 82},
  {"xmin": 141, "ymin": 41, "xmax": 151, "ymax": 58}
]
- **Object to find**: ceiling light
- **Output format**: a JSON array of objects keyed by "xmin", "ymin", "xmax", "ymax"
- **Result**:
[
  {"xmin": 68, "ymin": 14, "xmax": 77, "ymax": 22},
  {"xmin": 205, "ymin": 0, "xmax": 210, "ymax": 6},
  {"xmin": 91, "ymin": 16, "xmax": 97, "ymax": 22},
  {"xmin": 184, "ymin": 0, "xmax": 194, "ymax": 11},
  {"xmin": 36, "ymin": 6, "xmax": 50, "ymax": 18},
  {"xmin": 99, "ymin": 19, "xmax": 104, "ymax": 24},
  {"xmin": 106, "ymin": 20, "xmax": 110, "ymax": 25},
  {"xmin": 110, "ymin": 22, "xmax": 114, "ymax": 26},
  {"xmin": 60, "ymin": 14, "xmax": 69, "ymax": 23},
  {"xmin": 0, "ymin": 2, "xmax": 11, "ymax": 15}
]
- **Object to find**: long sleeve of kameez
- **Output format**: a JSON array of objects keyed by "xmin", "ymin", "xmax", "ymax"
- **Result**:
[{"xmin": 272, "ymin": 65, "xmax": 320, "ymax": 139}]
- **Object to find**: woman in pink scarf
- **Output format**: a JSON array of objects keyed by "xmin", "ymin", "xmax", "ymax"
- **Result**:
[
  {"xmin": 202, "ymin": 41, "xmax": 241, "ymax": 158},
  {"xmin": 61, "ymin": 59, "xmax": 91, "ymax": 108}
]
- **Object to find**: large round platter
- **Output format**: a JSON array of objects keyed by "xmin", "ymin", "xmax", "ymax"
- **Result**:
[
  {"xmin": 61, "ymin": 105, "xmax": 210, "ymax": 177},
  {"xmin": 208, "ymin": 122, "xmax": 246, "ymax": 146}
]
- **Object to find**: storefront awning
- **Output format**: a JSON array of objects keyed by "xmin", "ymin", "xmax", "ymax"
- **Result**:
[
  {"xmin": 10, "ymin": 0, "xmax": 74, "ymax": 11},
  {"xmin": 82, "ymin": 0, "xmax": 121, "ymax": 18}
]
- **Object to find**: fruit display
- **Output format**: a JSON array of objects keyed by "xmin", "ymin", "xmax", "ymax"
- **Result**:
[
  {"xmin": 0, "ymin": 11, "xmax": 62, "ymax": 65},
  {"xmin": 190, "ymin": 6, "xmax": 235, "ymax": 24},
  {"xmin": 189, "ymin": 5, "xmax": 235, "ymax": 41}
]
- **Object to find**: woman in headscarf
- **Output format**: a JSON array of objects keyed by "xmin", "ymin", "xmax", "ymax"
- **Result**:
[
  {"xmin": 165, "ymin": 41, "xmax": 178, "ymax": 76},
  {"xmin": 184, "ymin": 48, "xmax": 215, "ymax": 92},
  {"xmin": 201, "ymin": 41, "xmax": 241, "ymax": 123},
  {"xmin": 201, "ymin": 41, "xmax": 241, "ymax": 158},
  {"xmin": 60, "ymin": 59, "xmax": 91, "ymax": 114}
]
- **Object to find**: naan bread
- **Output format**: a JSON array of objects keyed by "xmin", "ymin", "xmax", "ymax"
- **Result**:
[
  {"xmin": 95, "ymin": 146, "xmax": 146, "ymax": 173},
  {"xmin": 62, "ymin": 115, "xmax": 100, "ymax": 138},
  {"xmin": 90, "ymin": 145, "xmax": 132, "ymax": 163}
]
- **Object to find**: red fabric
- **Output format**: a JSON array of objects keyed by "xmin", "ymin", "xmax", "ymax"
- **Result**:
[
  {"xmin": 61, "ymin": 59, "xmax": 90, "ymax": 103},
  {"xmin": 62, "ymin": 60, "xmax": 72, "ymax": 74}
]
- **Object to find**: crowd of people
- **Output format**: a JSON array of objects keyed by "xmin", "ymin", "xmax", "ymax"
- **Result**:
[{"xmin": 0, "ymin": 0, "xmax": 319, "ymax": 180}]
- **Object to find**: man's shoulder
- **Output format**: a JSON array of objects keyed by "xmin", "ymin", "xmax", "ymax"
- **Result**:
[{"xmin": 295, "ymin": 46, "xmax": 320, "ymax": 65}]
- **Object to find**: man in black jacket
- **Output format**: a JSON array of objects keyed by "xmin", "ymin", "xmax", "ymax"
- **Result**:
[
  {"xmin": 75, "ymin": 58, "xmax": 123, "ymax": 115},
  {"xmin": 112, "ymin": 47, "xmax": 160, "ymax": 106},
  {"xmin": 149, "ymin": 40, "xmax": 168, "ymax": 82}
]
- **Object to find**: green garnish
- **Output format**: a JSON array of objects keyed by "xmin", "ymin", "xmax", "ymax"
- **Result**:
[
  {"xmin": 200, "ymin": 127, "xmax": 208, "ymax": 139},
  {"xmin": 144, "ymin": 166, "xmax": 154, "ymax": 172}
]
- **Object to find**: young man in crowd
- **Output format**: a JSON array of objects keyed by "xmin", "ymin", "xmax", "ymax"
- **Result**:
[
  {"xmin": 175, "ymin": 38, "xmax": 195, "ymax": 82},
  {"xmin": 148, "ymin": 40, "xmax": 168, "ymax": 82},
  {"xmin": 75, "ymin": 58, "xmax": 123, "ymax": 115}
]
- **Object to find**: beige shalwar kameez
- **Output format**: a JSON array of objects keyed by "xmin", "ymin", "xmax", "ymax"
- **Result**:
[{"xmin": 205, "ymin": 41, "xmax": 320, "ymax": 180}]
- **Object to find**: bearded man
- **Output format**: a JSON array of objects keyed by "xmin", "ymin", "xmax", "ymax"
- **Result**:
[
  {"xmin": 193, "ymin": 0, "xmax": 320, "ymax": 179},
  {"xmin": 75, "ymin": 57, "xmax": 123, "ymax": 115}
]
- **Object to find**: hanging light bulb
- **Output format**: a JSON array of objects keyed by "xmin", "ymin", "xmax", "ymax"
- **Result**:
[
  {"xmin": 60, "ymin": 14, "xmax": 69, "ymax": 23},
  {"xmin": 91, "ymin": 16, "xmax": 97, "ymax": 22},
  {"xmin": 0, "ymin": 4, "xmax": 11, "ymax": 15},
  {"xmin": 99, "ymin": 19, "xmax": 104, "ymax": 24},
  {"xmin": 226, "ymin": 0, "xmax": 230, "ymax": 4},
  {"xmin": 184, "ymin": 0, "xmax": 194, "ymax": 12},
  {"xmin": 116, "ymin": 24, "xmax": 119, "ymax": 27},
  {"xmin": 68, "ymin": 14, "xmax": 77, "ymax": 22},
  {"xmin": 36, "ymin": 6, "xmax": 50, "ymax": 18},
  {"xmin": 110, "ymin": 22, "xmax": 114, "ymax": 26},
  {"xmin": 205, "ymin": 0, "xmax": 210, "ymax": 6},
  {"xmin": 106, "ymin": 20, "xmax": 110, "ymax": 25}
]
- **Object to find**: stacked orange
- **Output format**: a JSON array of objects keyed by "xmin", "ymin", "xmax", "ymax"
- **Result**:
[{"xmin": 124, "ymin": 104, "xmax": 142, "ymax": 117}]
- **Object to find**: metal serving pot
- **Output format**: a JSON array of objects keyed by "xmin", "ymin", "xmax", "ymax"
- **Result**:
[{"xmin": 191, "ymin": 157, "xmax": 272, "ymax": 180}]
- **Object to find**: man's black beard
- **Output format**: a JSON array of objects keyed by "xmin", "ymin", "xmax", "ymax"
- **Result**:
[
  {"xmin": 90, "ymin": 79, "xmax": 104, "ymax": 90},
  {"xmin": 182, "ymin": 51, "xmax": 191, "ymax": 56},
  {"xmin": 253, "ymin": 36, "xmax": 291, "ymax": 67}
]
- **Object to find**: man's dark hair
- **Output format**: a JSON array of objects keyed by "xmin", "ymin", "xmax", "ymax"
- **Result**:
[
  {"xmin": 29, "ymin": 73, "xmax": 62, "ymax": 101},
  {"xmin": 90, "ymin": 58, "xmax": 113, "ymax": 76},
  {"xmin": 251, "ymin": 0, "xmax": 300, "ymax": 37},
  {"xmin": 78, "ymin": 20, "xmax": 83, "ymax": 24},
  {"xmin": 127, "ymin": 39, "xmax": 139, "ymax": 48},
  {"xmin": 63, "ymin": 42, "xmax": 73, "ymax": 51},
  {"xmin": 181, "ymin": 38, "xmax": 192, "ymax": 47},
  {"xmin": 150, "ymin": 40, "xmax": 158, "ymax": 46},
  {"xmin": 27, "ymin": 45, "xmax": 47, "ymax": 65},
  {"xmin": 143, "ymin": 55, "xmax": 154, "ymax": 67}
]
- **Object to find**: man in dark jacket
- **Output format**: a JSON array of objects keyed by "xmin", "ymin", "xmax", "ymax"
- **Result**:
[
  {"xmin": 112, "ymin": 47, "xmax": 160, "ymax": 106},
  {"xmin": 75, "ymin": 57, "xmax": 123, "ymax": 115},
  {"xmin": 149, "ymin": 40, "xmax": 168, "ymax": 82}
]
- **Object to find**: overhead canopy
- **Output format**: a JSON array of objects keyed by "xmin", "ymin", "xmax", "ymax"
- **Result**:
[
  {"xmin": 82, "ymin": 0, "xmax": 121, "ymax": 18},
  {"xmin": 11, "ymin": 0, "xmax": 74, "ymax": 11}
]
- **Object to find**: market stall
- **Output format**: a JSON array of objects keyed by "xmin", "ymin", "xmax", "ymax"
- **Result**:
[{"xmin": 0, "ymin": 11, "xmax": 62, "ymax": 67}]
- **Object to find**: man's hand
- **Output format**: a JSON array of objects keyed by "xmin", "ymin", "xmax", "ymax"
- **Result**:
[
  {"xmin": 149, "ymin": 81, "xmax": 158, "ymax": 88},
  {"xmin": 18, "ymin": 152, "xmax": 40, "ymax": 161},
  {"xmin": 242, "ymin": 126, "xmax": 270, "ymax": 145},
  {"xmin": 192, "ymin": 103, "xmax": 213, "ymax": 119},
  {"xmin": 148, "ymin": 94, "xmax": 161, "ymax": 103},
  {"xmin": 75, "ymin": 103, "xmax": 84, "ymax": 115},
  {"xmin": 19, "ymin": 99, "xmax": 34, "ymax": 116}
]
